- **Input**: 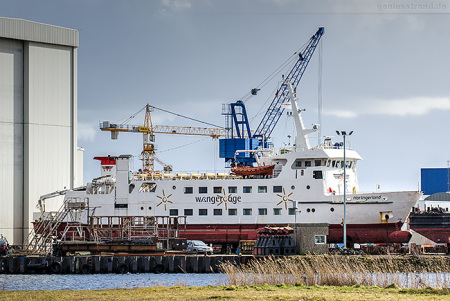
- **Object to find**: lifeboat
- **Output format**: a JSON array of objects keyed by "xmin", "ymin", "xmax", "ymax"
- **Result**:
[{"xmin": 231, "ymin": 164, "xmax": 275, "ymax": 176}]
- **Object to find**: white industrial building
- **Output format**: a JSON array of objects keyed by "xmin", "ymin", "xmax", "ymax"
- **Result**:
[{"xmin": 0, "ymin": 17, "xmax": 83, "ymax": 245}]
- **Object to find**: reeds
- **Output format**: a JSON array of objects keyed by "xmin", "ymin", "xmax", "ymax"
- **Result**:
[{"xmin": 219, "ymin": 255, "xmax": 450, "ymax": 288}]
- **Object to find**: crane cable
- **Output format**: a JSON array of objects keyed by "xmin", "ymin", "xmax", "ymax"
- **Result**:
[
  {"xmin": 240, "ymin": 39, "xmax": 310, "ymax": 104},
  {"xmin": 118, "ymin": 105, "xmax": 147, "ymax": 125},
  {"xmin": 116, "ymin": 104, "xmax": 224, "ymax": 129},
  {"xmin": 318, "ymin": 38, "xmax": 323, "ymax": 145},
  {"xmin": 149, "ymin": 105, "xmax": 225, "ymax": 129},
  {"xmin": 156, "ymin": 137, "xmax": 210, "ymax": 154}
]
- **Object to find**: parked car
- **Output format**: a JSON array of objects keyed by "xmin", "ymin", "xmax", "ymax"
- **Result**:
[
  {"xmin": 0, "ymin": 236, "xmax": 9, "ymax": 256},
  {"xmin": 187, "ymin": 240, "xmax": 213, "ymax": 255}
]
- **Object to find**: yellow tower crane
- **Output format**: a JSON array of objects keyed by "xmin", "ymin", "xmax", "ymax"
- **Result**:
[{"xmin": 99, "ymin": 104, "xmax": 230, "ymax": 173}]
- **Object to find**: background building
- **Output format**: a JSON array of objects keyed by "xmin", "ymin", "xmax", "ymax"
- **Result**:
[
  {"xmin": 0, "ymin": 17, "xmax": 83, "ymax": 245},
  {"xmin": 421, "ymin": 168, "xmax": 450, "ymax": 196}
]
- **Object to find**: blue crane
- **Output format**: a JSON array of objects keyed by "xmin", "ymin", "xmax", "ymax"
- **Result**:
[
  {"xmin": 253, "ymin": 27, "xmax": 324, "ymax": 141},
  {"xmin": 220, "ymin": 27, "xmax": 324, "ymax": 167}
]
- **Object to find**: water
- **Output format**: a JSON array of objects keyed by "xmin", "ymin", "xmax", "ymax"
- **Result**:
[
  {"xmin": 0, "ymin": 273, "xmax": 228, "ymax": 291},
  {"xmin": 3, "ymin": 272, "xmax": 450, "ymax": 291}
]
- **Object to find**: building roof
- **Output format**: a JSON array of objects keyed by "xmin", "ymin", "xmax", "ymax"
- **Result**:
[
  {"xmin": 0, "ymin": 17, "xmax": 78, "ymax": 47},
  {"xmin": 425, "ymin": 192, "xmax": 450, "ymax": 202}
]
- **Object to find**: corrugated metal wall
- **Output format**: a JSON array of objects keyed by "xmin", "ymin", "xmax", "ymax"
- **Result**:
[
  {"xmin": 0, "ymin": 37, "xmax": 24, "ymax": 243},
  {"xmin": 0, "ymin": 18, "xmax": 80, "ymax": 245},
  {"xmin": 24, "ymin": 41, "xmax": 75, "ymax": 236}
]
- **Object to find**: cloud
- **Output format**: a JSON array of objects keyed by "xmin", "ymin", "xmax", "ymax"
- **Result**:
[
  {"xmin": 78, "ymin": 122, "xmax": 97, "ymax": 142},
  {"xmin": 324, "ymin": 97, "xmax": 450, "ymax": 118},
  {"xmin": 161, "ymin": 0, "xmax": 192, "ymax": 11}
]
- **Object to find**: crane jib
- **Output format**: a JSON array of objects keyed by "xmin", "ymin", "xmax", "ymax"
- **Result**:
[{"xmin": 253, "ymin": 27, "xmax": 324, "ymax": 141}]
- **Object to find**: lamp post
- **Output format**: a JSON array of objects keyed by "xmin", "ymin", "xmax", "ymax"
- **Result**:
[
  {"xmin": 336, "ymin": 130, "xmax": 353, "ymax": 249},
  {"xmin": 293, "ymin": 200, "xmax": 297, "ymax": 253}
]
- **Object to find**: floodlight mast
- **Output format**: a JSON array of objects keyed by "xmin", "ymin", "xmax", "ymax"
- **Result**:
[{"xmin": 336, "ymin": 130, "xmax": 353, "ymax": 249}]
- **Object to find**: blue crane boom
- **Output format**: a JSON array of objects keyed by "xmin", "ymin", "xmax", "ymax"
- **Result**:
[{"xmin": 253, "ymin": 27, "xmax": 324, "ymax": 141}]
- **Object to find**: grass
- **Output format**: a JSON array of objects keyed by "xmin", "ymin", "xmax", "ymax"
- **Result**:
[
  {"xmin": 2, "ymin": 285, "xmax": 450, "ymax": 300},
  {"xmin": 219, "ymin": 255, "xmax": 450, "ymax": 288}
]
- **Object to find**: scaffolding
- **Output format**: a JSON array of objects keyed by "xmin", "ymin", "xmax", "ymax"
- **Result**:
[
  {"xmin": 89, "ymin": 216, "xmax": 185, "ymax": 249},
  {"xmin": 24, "ymin": 197, "xmax": 90, "ymax": 255}
]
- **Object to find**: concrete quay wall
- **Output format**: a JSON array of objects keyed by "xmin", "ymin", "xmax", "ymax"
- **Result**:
[{"xmin": 0, "ymin": 254, "xmax": 246, "ymax": 274}]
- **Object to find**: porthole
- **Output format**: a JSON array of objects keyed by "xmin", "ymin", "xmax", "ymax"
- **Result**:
[
  {"xmin": 291, "ymin": 185, "xmax": 295, "ymax": 190},
  {"xmin": 306, "ymin": 185, "xmax": 311, "ymax": 190},
  {"xmin": 307, "ymin": 208, "xmax": 311, "ymax": 213},
  {"xmin": 312, "ymin": 208, "xmax": 315, "ymax": 213},
  {"xmin": 330, "ymin": 207, "xmax": 334, "ymax": 212},
  {"xmin": 148, "ymin": 206, "xmax": 152, "ymax": 210},
  {"xmin": 172, "ymin": 185, "xmax": 176, "ymax": 190},
  {"xmin": 140, "ymin": 207, "xmax": 144, "ymax": 210}
]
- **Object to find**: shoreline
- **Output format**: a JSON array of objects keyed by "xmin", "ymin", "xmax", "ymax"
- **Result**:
[{"xmin": 1, "ymin": 285, "xmax": 450, "ymax": 300}]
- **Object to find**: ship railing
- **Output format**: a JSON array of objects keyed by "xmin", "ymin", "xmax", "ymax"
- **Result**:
[
  {"xmin": 310, "ymin": 142, "xmax": 354, "ymax": 151},
  {"xmin": 271, "ymin": 143, "xmax": 354, "ymax": 152},
  {"xmin": 130, "ymin": 170, "xmax": 242, "ymax": 181},
  {"xmin": 130, "ymin": 170, "xmax": 279, "ymax": 181}
]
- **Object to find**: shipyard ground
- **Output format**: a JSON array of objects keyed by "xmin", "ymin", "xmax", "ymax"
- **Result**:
[{"xmin": 2, "ymin": 285, "xmax": 450, "ymax": 300}]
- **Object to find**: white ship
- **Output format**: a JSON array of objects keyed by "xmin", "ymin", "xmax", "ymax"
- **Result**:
[{"xmin": 33, "ymin": 27, "xmax": 422, "ymax": 248}]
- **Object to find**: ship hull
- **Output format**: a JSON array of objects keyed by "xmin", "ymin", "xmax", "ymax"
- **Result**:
[
  {"xmin": 179, "ymin": 222, "xmax": 410, "ymax": 244},
  {"xmin": 38, "ymin": 221, "xmax": 412, "ymax": 244}
]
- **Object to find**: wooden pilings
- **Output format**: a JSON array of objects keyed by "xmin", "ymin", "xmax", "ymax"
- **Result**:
[{"xmin": 0, "ymin": 254, "xmax": 244, "ymax": 274}]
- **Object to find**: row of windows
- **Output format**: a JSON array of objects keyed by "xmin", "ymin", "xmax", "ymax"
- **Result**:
[
  {"xmin": 294, "ymin": 159, "xmax": 355, "ymax": 169},
  {"xmin": 169, "ymin": 208, "xmax": 297, "ymax": 216},
  {"xmin": 295, "ymin": 160, "xmax": 323, "ymax": 168},
  {"xmin": 185, "ymin": 186, "xmax": 284, "ymax": 194}
]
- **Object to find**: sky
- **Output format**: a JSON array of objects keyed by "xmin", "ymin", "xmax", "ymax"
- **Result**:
[{"xmin": 3, "ymin": 0, "xmax": 450, "ymax": 192}]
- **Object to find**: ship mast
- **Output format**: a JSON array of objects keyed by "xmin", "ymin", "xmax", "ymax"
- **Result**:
[{"xmin": 286, "ymin": 81, "xmax": 317, "ymax": 151}]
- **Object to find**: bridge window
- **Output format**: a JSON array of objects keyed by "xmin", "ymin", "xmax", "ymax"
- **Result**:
[
  {"xmin": 305, "ymin": 161, "xmax": 312, "ymax": 167},
  {"xmin": 315, "ymin": 160, "xmax": 321, "ymax": 166}
]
